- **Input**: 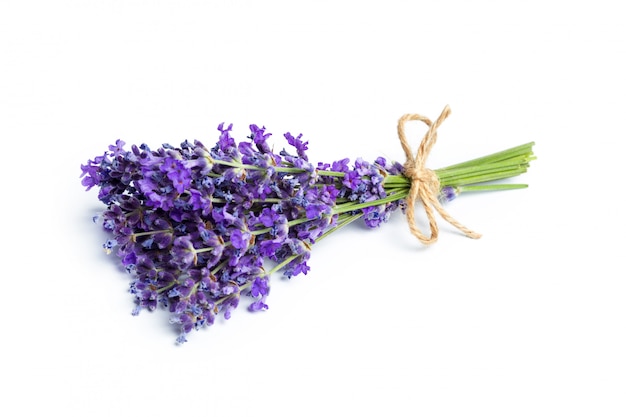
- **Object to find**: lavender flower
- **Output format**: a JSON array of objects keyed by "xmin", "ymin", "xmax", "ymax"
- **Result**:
[{"xmin": 81, "ymin": 120, "xmax": 534, "ymax": 343}]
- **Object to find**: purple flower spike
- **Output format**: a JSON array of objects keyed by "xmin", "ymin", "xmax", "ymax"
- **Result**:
[
  {"xmin": 230, "ymin": 228, "xmax": 252, "ymax": 250},
  {"xmin": 161, "ymin": 157, "xmax": 191, "ymax": 194},
  {"xmin": 440, "ymin": 186, "xmax": 458, "ymax": 202},
  {"xmin": 284, "ymin": 132, "xmax": 309, "ymax": 160},
  {"xmin": 249, "ymin": 124, "xmax": 272, "ymax": 154},
  {"xmin": 250, "ymin": 277, "xmax": 269, "ymax": 297},
  {"xmin": 248, "ymin": 299, "xmax": 269, "ymax": 312},
  {"xmin": 172, "ymin": 236, "xmax": 196, "ymax": 269}
]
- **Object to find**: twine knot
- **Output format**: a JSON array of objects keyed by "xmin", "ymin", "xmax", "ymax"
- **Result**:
[
  {"xmin": 402, "ymin": 162, "xmax": 439, "ymax": 189},
  {"xmin": 397, "ymin": 105, "xmax": 481, "ymax": 245}
]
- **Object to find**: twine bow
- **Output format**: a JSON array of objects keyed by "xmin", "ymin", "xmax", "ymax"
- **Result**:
[{"xmin": 398, "ymin": 105, "xmax": 481, "ymax": 245}]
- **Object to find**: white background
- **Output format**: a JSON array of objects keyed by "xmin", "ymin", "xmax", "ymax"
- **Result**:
[{"xmin": 2, "ymin": 1, "xmax": 625, "ymax": 416}]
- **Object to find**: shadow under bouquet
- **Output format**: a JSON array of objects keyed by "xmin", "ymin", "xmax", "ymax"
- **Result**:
[{"xmin": 80, "ymin": 106, "xmax": 535, "ymax": 343}]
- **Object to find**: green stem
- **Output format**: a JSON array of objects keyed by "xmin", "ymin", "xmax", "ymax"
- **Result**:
[
  {"xmin": 441, "ymin": 167, "xmax": 529, "ymax": 187},
  {"xmin": 436, "ymin": 142, "xmax": 535, "ymax": 172},
  {"xmin": 316, "ymin": 212, "xmax": 365, "ymax": 243},
  {"xmin": 267, "ymin": 255, "xmax": 300, "ymax": 276},
  {"xmin": 251, "ymin": 217, "xmax": 311, "ymax": 236},
  {"xmin": 333, "ymin": 192, "xmax": 407, "ymax": 215},
  {"xmin": 211, "ymin": 260, "xmax": 228, "ymax": 275},
  {"xmin": 132, "ymin": 229, "xmax": 173, "ymax": 241},
  {"xmin": 458, "ymin": 184, "xmax": 528, "ymax": 193},
  {"xmin": 214, "ymin": 159, "xmax": 303, "ymax": 173},
  {"xmin": 211, "ymin": 197, "xmax": 283, "ymax": 205},
  {"xmin": 436, "ymin": 156, "xmax": 531, "ymax": 181},
  {"xmin": 157, "ymin": 281, "xmax": 176, "ymax": 294},
  {"xmin": 214, "ymin": 158, "xmax": 347, "ymax": 178}
]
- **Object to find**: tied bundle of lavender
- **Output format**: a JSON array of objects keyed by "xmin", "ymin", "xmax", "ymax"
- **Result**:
[{"xmin": 81, "ymin": 107, "xmax": 534, "ymax": 343}]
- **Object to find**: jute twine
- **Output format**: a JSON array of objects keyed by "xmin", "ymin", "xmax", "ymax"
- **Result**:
[{"xmin": 398, "ymin": 105, "xmax": 481, "ymax": 245}]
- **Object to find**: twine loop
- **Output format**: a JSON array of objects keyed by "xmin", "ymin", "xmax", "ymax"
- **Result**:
[{"xmin": 398, "ymin": 105, "xmax": 481, "ymax": 245}]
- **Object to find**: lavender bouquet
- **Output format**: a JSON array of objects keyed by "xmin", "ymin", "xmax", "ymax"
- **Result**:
[{"xmin": 81, "ymin": 107, "xmax": 534, "ymax": 343}]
